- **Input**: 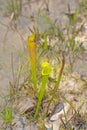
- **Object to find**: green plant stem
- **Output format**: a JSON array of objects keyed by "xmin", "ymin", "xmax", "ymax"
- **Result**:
[
  {"xmin": 11, "ymin": 0, "xmax": 16, "ymax": 19},
  {"xmin": 31, "ymin": 63, "xmax": 37, "ymax": 93},
  {"xmin": 3, "ymin": 106, "xmax": 12, "ymax": 124},
  {"xmin": 47, "ymin": 54, "xmax": 65, "ymax": 112},
  {"xmin": 43, "ymin": 33, "xmax": 48, "ymax": 50},
  {"xmin": 34, "ymin": 75, "xmax": 48, "ymax": 119}
]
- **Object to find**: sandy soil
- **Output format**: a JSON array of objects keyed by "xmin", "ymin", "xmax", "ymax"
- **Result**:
[{"xmin": 0, "ymin": 0, "xmax": 87, "ymax": 129}]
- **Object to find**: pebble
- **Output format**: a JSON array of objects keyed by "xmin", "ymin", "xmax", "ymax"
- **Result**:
[
  {"xmin": 50, "ymin": 102, "xmax": 71, "ymax": 122},
  {"xmin": 45, "ymin": 121, "xmax": 53, "ymax": 130}
]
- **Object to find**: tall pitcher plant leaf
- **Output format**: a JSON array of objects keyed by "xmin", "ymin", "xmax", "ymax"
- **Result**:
[
  {"xmin": 27, "ymin": 34, "xmax": 37, "ymax": 93},
  {"xmin": 34, "ymin": 62, "xmax": 52, "ymax": 119}
]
